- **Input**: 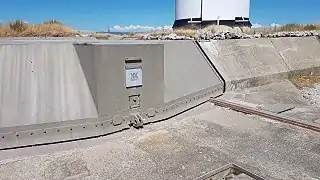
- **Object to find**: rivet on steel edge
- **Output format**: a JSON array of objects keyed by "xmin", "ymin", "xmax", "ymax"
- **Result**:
[
  {"xmin": 147, "ymin": 108, "xmax": 156, "ymax": 117},
  {"xmin": 112, "ymin": 115, "xmax": 123, "ymax": 126}
]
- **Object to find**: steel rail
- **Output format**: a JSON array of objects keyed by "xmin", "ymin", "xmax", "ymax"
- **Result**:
[{"xmin": 210, "ymin": 98, "xmax": 320, "ymax": 133}]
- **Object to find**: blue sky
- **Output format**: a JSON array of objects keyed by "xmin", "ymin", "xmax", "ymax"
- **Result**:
[{"xmin": 0, "ymin": 0, "xmax": 319, "ymax": 31}]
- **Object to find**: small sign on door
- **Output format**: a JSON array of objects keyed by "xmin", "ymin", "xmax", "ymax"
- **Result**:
[{"xmin": 126, "ymin": 68, "xmax": 143, "ymax": 88}]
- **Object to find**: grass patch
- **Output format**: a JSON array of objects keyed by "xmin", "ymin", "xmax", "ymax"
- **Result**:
[
  {"xmin": 93, "ymin": 32, "xmax": 145, "ymax": 40},
  {"xmin": 1, "ymin": 19, "xmax": 319, "ymax": 38},
  {"xmin": 150, "ymin": 31, "xmax": 171, "ymax": 37},
  {"xmin": 277, "ymin": 23, "xmax": 320, "ymax": 32},
  {"xmin": 150, "ymin": 28, "xmax": 197, "ymax": 37},
  {"xmin": 0, "ymin": 20, "xmax": 76, "ymax": 37},
  {"xmin": 92, "ymin": 33, "xmax": 111, "ymax": 40},
  {"xmin": 256, "ymin": 23, "xmax": 320, "ymax": 35},
  {"xmin": 122, "ymin": 32, "xmax": 141, "ymax": 38},
  {"xmin": 43, "ymin": 19, "xmax": 63, "ymax": 25},
  {"xmin": 9, "ymin": 20, "xmax": 28, "ymax": 32},
  {"xmin": 173, "ymin": 28, "xmax": 197, "ymax": 37},
  {"xmin": 290, "ymin": 75, "xmax": 320, "ymax": 88}
]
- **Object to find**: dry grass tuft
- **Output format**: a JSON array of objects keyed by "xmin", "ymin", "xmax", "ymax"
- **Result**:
[
  {"xmin": 0, "ymin": 25, "xmax": 18, "ymax": 37},
  {"xmin": 277, "ymin": 23, "xmax": 320, "ymax": 32},
  {"xmin": 150, "ymin": 28, "xmax": 196, "ymax": 37},
  {"xmin": 203, "ymin": 25, "xmax": 228, "ymax": 33},
  {"xmin": 93, "ymin": 32, "xmax": 147, "ymax": 40},
  {"xmin": 173, "ymin": 28, "xmax": 197, "ymax": 37},
  {"xmin": 122, "ymin": 32, "xmax": 140, "ymax": 38},
  {"xmin": 255, "ymin": 23, "xmax": 320, "ymax": 35},
  {"xmin": 9, "ymin": 20, "xmax": 28, "ymax": 32},
  {"xmin": 150, "ymin": 31, "xmax": 171, "ymax": 37},
  {"xmin": 92, "ymin": 33, "xmax": 111, "ymax": 39},
  {"xmin": 290, "ymin": 75, "xmax": 320, "ymax": 88},
  {"xmin": 19, "ymin": 23, "xmax": 75, "ymax": 37},
  {"xmin": 1, "ymin": 19, "xmax": 319, "ymax": 38},
  {"xmin": 0, "ymin": 20, "xmax": 76, "ymax": 37},
  {"xmin": 43, "ymin": 19, "xmax": 63, "ymax": 25}
]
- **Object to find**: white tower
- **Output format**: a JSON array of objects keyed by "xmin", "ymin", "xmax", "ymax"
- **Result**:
[{"xmin": 173, "ymin": 0, "xmax": 251, "ymax": 28}]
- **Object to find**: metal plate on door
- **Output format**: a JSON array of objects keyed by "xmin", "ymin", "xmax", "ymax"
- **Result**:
[{"xmin": 125, "ymin": 68, "xmax": 143, "ymax": 88}]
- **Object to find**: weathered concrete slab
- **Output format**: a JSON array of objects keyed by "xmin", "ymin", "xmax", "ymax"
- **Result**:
[
  {"xmin": 258, "ymin": 103, "xmax": 295, "ymax": 114},
  {"xmin": 199, "ymin": 39, "xmax": 290, "ymax": 91},
  {"xmin": 271, "ymin": 36, "xmax": 320, "ymax": 72},
  {"xmin": 0, "ymin": 103, "xmax": 319, "ymax": 180},
  {"xmin": 0, "ymin": 43, "xmax": 98, "ymax": 128},
  {"xmin": 217, "ymin": 80, "xmax": 320, "ymax": 125}
]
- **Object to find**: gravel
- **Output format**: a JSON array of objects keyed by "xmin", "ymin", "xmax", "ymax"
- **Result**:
[
  {"xmin": 139, "ymin": 30, "xmax": 320, "ymax": 41},
  {"xmin": 300, "ymin": 84, "xmax": 320, "ymax": 107},
  {"xmin": 264, "ymin": 30, "xmax": 319, "ymax": 38}
]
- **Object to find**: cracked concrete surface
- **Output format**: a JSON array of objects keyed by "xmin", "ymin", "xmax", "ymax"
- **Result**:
[{"xmin": 0, "ymin": 103, "xmax": 319, "ymax": 180}]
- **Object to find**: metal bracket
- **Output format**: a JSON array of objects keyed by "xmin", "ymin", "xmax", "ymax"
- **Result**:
[{"xmin": 130, "ymin": 114, "xmax": 144, "ymax": 129}]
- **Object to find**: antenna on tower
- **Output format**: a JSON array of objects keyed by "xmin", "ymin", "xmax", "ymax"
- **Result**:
[{"xmin": 107, "ymin": 24, "xmax": 111, "ymax": 33}]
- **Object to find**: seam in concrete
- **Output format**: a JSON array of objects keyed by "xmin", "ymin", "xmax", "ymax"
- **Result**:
[
  {"xmin": 269, "ymin": 38, "xmax": 292, "ymax": 71},
  {"xmin": 226, "ymin": 65, "xmax": 320, "ymax": 91},
  {"xmin": 195, "ymin": 40, "xmax": 226, "ymax": 93},
  {"xmin": 316, "ymin": 36, "xmax": 320, "ymax": 43},
  {"xmin": 227, "ymin": 71, "xmax": 289, "ymax": 91}
]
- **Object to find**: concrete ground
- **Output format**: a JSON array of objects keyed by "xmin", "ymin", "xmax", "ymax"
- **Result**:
[
  {"xmin": 219, "ymin": 80, "xmax": 320, "ymax": 126},
  {"xmin": 0, "ymin": 103, "xmax": 319, "ymax": 180}
]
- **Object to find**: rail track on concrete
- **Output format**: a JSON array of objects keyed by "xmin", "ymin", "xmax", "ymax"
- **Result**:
[{"xmin": 210, "ymin": 98, "xmax": 320, "ymax": 133}]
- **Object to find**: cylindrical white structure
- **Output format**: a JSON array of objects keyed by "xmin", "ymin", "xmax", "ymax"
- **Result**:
[
  {"xmin": 175, "ymin": 0, "xmax": 202, "ymax": 21},
  {"xmin": 174, "ymin": 0, "xmax": 251, "ymax": 28}
]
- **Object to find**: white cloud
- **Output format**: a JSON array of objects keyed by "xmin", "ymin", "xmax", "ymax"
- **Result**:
[
  {"xmin": 270, "ymin": 23, "xmax": 282, "ymax": 27},
  {"xmin": 251, "ymin": 22, "xmax": 282, "ymax": 29},
  {"xmin": 112, "ymin": 25, "xmax": 172, "ymax": 32},
  {"xmin": 251, "ymin": 23, "xmax": 263, "ymax": 28}
]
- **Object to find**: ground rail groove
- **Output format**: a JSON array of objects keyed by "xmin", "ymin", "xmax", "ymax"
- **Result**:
[{"xmin": 210, "ymin": 98, "xmax": 320, "ymax": 133}]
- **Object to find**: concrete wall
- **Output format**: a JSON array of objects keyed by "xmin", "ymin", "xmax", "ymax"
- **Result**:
[
  {"xmin": 0, "ymin": 43, "xmax": 98, "ymax": 128},
  {"xmin": 0, "ymin": 40, "xmax": 224, "ymax": 132},
  {"xmin": 1, "ymin": 36, "xmax": 319, "ymax": 147},
  {"xmin": 75, "ymin": 43, "xmax": 165, "ymax": 118},
  {"xmin": 74, "ymin": 41, "xmax": 224, "ymax": 116},
  {"xmin": 163, "ymin": 41, "xmax": 223, "ymax": 103},
  {"xmin": 271, "ymin": 36, "xmax": 320, "ymax": 71},
  {"xmin": 199, "ymin": 37, "xmax": 320, "ymax": 91}
]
